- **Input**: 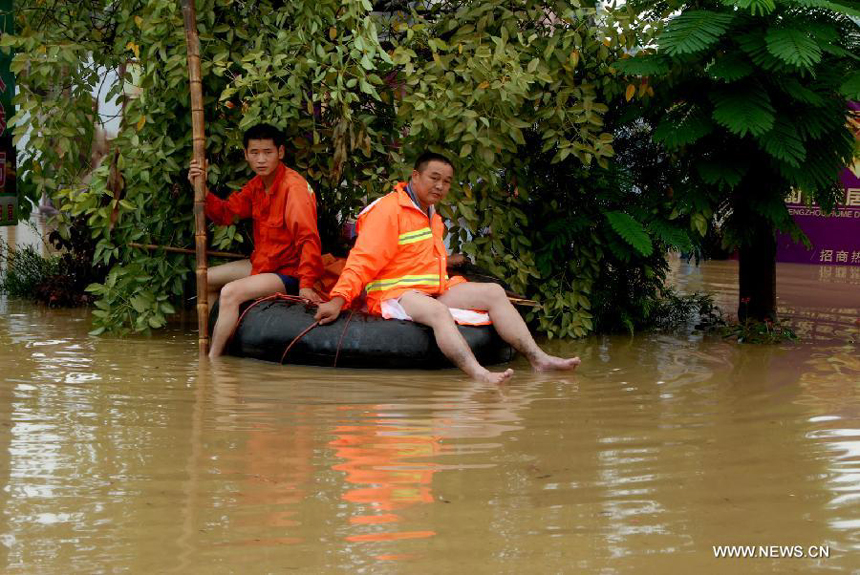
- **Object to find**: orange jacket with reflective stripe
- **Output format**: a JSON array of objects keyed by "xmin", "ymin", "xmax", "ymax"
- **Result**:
[
  {"xmin": 329, "ymin": 182, "xmax": 465, "ymax": 314},
  {"xmin": 204, "ymin": 163, "xmax": 324, "ymax": 289}
]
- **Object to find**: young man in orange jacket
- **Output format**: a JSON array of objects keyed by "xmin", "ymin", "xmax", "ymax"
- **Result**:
[
  {"xmin": 315, "ymin": 152, "xmax": 581, "ymax": 383},
  {"xmin": 188, "ymin": 123, "xmax": 324, "ymax": 358}
]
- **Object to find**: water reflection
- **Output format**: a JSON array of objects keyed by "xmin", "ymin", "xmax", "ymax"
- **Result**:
[
  {"xmin": 329, "ymin": 380, "xmax": 530, "ymax": 558},
  {"xmin": 795, "ymin": 348, "xmax": 860, "ymax": 554},
  {"xmin": 332, "ymin": 413, "xmax": 439, "ymax": 543}
]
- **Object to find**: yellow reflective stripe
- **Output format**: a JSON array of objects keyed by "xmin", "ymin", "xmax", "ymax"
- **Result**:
[
  {"xmin": 366, "ymin": 274, "xmax": 442, "ymax": 292},
  {"xmin": 399, "ymin": 227, "xmax": 431, "ymax": 240},
  {"xmin": 398, "ymin": 227, "xmax": 432, "ymax": 245},
  {"xmin": 399, "ymin": 232, "xmax": 433, "ymax": 245}
]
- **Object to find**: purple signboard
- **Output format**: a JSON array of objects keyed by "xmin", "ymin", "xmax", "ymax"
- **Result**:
[{"xmin": 776, "ymin": 105, "xmax": 860, "ymax": 266}]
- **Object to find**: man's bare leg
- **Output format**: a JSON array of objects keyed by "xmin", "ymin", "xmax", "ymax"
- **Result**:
[
  {"xmin": 207, "ymin": 259, "xmax": 252, "ymax": 309},
  {"xmin": 399, "ymin": 291, "xmax": 514, "ymax": 383},
  {"xmin": 438, "ymin": 282, "xmax": 581, "ymax": 371},
  {"xmin": 209, "ymin": 272, "xmax": 286, "ymax": 358}
]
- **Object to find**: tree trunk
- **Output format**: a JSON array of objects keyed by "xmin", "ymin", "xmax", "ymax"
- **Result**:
[{"xmin": 737, "ymin": 216, "xmax": 777, "ymax": 322}]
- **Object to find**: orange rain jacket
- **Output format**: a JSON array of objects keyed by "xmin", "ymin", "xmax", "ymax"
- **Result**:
[
  {"xmin": 329, "ymin": 182, "xmax": 466, "ymax": 314},
  {"xmin": 204, "ymin": 163, "xmax": 324, "ymax": 289}
]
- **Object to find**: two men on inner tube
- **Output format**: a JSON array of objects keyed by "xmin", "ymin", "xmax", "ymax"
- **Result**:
[{"xmin": 190, "ymin": 126, "xmax": 582, "ymax": 380}]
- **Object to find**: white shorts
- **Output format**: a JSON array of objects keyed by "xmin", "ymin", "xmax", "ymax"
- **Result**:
[{"xmin": 380, "ymin": 293, "xmax": 492, "ymax": 326}]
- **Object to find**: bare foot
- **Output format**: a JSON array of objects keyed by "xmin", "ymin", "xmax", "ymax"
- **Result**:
[
  {"xmin": 533, "ymin": 355, "xmax": 581, "ymax": 372},
  {"xmin": 474, "ymin": 368, "xmax": 514, "ymax": 384}
]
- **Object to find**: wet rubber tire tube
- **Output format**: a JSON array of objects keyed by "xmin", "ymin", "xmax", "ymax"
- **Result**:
[{"xmin": 210, "ymin": 299, "xmax": 515, "ymax": 369}]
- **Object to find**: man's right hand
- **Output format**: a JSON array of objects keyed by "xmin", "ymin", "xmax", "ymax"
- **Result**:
[
  {"xmin": 314, "ymin": 297, "xmax": 345, "ymax": 325},
  {"xmin": 188, "ymin": 159, "xmax": 209, "ymax": 188}
]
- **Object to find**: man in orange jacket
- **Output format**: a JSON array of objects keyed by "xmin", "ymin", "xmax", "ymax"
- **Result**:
[
  {"xmin": 188, "ymin": 123, "xmax": 324, "ymax": 358},
  {"xmin": 315, "ymin": 152, "xmax": 581, "ymax": 383}
]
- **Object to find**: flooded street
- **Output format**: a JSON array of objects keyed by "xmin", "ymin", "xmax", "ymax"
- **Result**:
[{"xmin": 1, "ymin": 223, "xmax": 859, "ymax": 572}]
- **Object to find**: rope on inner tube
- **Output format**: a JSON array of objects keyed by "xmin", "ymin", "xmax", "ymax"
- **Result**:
[
  {"xmin": 228, "ymin": 293, "xmax": 355, "ymax": 367},
  {"xmin": 333, "ymin": 308, "xmax": 355, "ymax": 368},
  {"xmin": 280, "ymin": 318, "xmax": 321, "ymax": 364},
  {"xmin": 229, "ymin": 293, "xmax": 311, "ymax": 349}
]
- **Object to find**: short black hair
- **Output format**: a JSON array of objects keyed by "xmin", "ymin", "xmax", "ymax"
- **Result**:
[
  {"xmin": 243, "ymin": 123, "xmax": 284, "ymax": 149},
  {"xmin": 414, "ymin": 151, "xmax": 453, "ymax": 173}
]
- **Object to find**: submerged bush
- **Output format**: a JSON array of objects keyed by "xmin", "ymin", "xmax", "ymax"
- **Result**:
[
  {"xmin": 650, "ymin": 289, "xmax": 724, "ymax": 333},
  {"xmin": 0, "ymin": 217, "xmax": 107, "ymax": 307},
  {"xmin": 0, "ymin": 241, "xmax": 60, "ymax": 300},
  {"xmin": 722, "ymin": 318, "xmax": 799, "ymax": 344}
]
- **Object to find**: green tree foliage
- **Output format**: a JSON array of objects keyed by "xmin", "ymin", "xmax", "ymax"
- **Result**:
[
  {"xmin": 7, "ymin": 0, "xmax": 701, "ymax": 338},
  {"xmin": 617, "ymin": 0, "xmax": 859, "ymax": 320}
]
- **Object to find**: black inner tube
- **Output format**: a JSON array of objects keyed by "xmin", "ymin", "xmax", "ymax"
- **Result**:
[{"xmin": 210, "ymin": 298, "xmax": 514, "ymax": 369}]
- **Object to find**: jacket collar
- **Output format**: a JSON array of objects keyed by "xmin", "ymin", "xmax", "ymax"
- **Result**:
[
  {"xmin": 249, "ymin": 163, "xmax": 287, "ymax": 194},
  {"xmin": 398, "ymin": 181, "xmax": 435, "ymax": 219}
]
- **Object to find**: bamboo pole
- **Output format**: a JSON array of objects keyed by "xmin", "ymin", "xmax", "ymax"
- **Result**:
[
  {"xmin": 181, "ymin": 0, "xmax": 209, "ymax": 356},
  {"xmin": 129, "ymin": 242, "xmax": 244, "ymax": 260}
]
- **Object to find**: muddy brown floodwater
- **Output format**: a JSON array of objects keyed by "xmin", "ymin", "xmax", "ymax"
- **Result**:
[{"xmin": 1, "ymin": 221, "xmax": 858, "ymax": 573}]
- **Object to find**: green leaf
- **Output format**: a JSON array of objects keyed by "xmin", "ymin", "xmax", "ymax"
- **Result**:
[
  {"xmin": 648, "ymin": 220, "xmax": 693, "ymax": 251},
  {"xmin": 659, "ymin": 11, "xmax": 735, "ymax": 55},
  {"xmin": 691, "ymin": 213, "xmax": 709, "ymax": 237},
  {"xmin": 759, "ymin": 117, "xmax": 806, "ymax": 168},
  {"xmin": 776, "ymin": 135, "xmax": 853, "ymax": 192},
  {"xmin": 792, "ymin": 105, "xmax": 845, "ymax": 139},
  {"xmin": 130, "ymin": 295, "xmax": 147, "ymax": 313},
  {"xmin": 765, "ymin": 27, "xmax": 822, "ymax": 69},
  {"xmin": 614, "ymin": 54, "xmax": 670, "ymax": 76},
  {"xmin": 696, "ymin": 158, "xmax": 749, "ymax": 189},
  {"xmin": 779, "ymin": 77, "xmax": 825, "ymax": 105},
  {"xmin": 458, "ymin": 203, "xmax": 477, "ymax": 221},
  {"xmin": 605, "ymin": 211, "xmax": 653, "ymax": 257},
  {"xmin": 707, "ymin": 53, "xmax": 753, "ymax": 82},
  {"xmin": 737, "ymin": 32, "xmax": 788, "ymax": 71},
  {"xmin": 710, "ymin": 84, "xmax": 775, "ymax": 137},
  {"xmin": 653, "ymin": 105, "xmax": 715, "ymax": 149},
  {"xmin": 604, "ymin": 232, "xmax": 633, "ymax": 262},
  {"xmin": 839, "ymin": 72, "xmax": 860, "ymax": 99}
]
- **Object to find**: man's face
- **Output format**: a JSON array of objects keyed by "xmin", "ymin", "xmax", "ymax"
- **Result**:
[
  {"xmin": 411, "ymin": 160, "xmax": 454, "ymax": 208},
  {"xmin": 244, "ymin": 138, "xmax": 284, "ymax": 178}
]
